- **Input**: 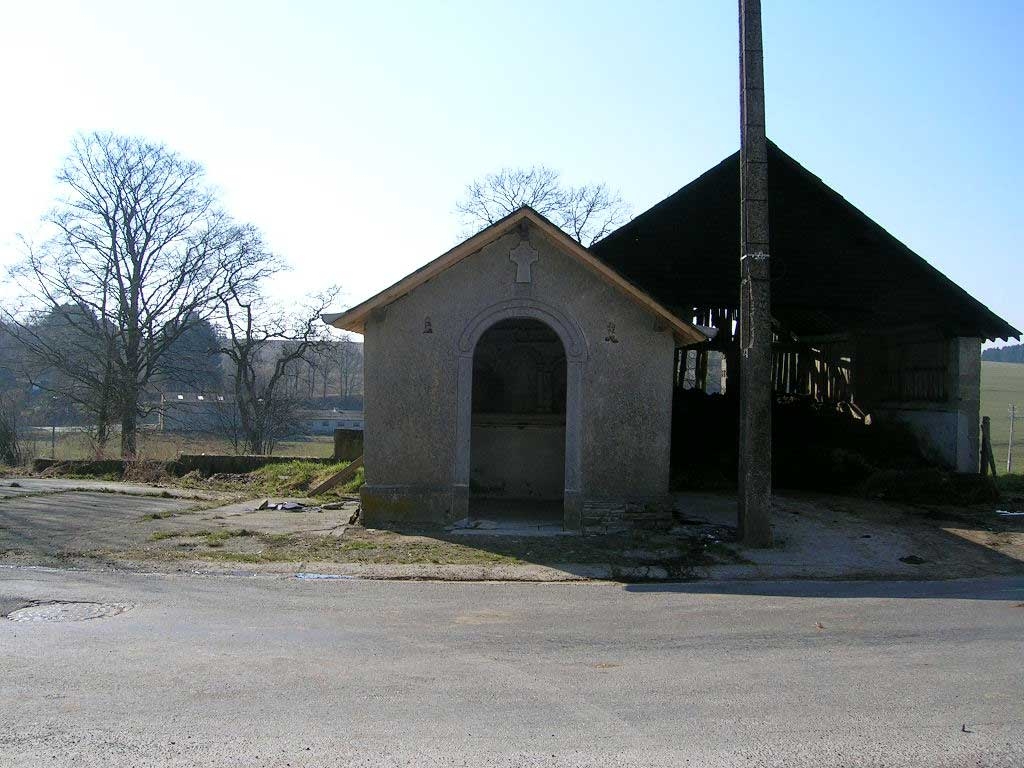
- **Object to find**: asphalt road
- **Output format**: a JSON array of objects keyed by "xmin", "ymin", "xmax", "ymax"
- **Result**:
[{"xmin": 1, "ymin": 568, "xmax": 1022, "ymax": 767}]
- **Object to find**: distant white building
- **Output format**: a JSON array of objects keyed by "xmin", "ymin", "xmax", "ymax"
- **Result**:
[{"xmin": 298, "ymin": 409, "xmax": 364, "ymax": 435}]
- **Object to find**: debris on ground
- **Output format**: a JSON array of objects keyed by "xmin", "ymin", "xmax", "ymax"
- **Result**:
[
  {"xmin": 900, "ymin": 555, "xmax": 928, "ymax": 565},
  {"xmin": 448, "ymin": 518, "xmax": 490, "ymax": 530},
  {"xmin": 256, "ymin": 499, "xmax": 316, "ymax": 512},
  {"xmin": 294, "ymin": 572, "xmax": 356, "ymax": 580}
]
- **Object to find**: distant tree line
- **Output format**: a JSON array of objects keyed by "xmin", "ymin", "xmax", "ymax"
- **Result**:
[
  {"xmin": 982, "ymin": 343, "xmax": 1024, "ymax": 364},
  {"xmin": 1, "ymin": 132, "xmax": 355, "ymax": 460}
]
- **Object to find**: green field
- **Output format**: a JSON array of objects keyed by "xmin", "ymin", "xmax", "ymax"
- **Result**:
[
  {"xmin": 981, "ymin": 361, "xmax": 1024, "ymax": 472},
  {"xmin": 22, "ymin": 430, "xmax": 335, "ymax": 462}
]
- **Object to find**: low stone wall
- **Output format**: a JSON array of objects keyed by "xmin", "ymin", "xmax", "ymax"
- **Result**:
[
  {"xmin": 333, "ymin": 429, "xmax": 364, "ymax": 462},
  {"xmin": 582, "ymin": 499, "xmax": 674, "ymax": 535},
  {"xmin": 32, "ymin": 458, "xmax": 128, "ymax": 476},
  {"xmin": 470, "ymin": 422, "xmax": 565, "ymax": 499},
  {"xmin": 360, "ymin": 484, "xmax": 454, "ymax": 525},
  {"xmin": 31, "ymin": 455, "xmax": 337, "ymax": 479},
  {"xmin": 170, "ymin": 454, "xmax": 335, "ymax": 477}
]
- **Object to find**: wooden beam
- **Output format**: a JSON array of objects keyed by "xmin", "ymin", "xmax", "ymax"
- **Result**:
[{"xmin": 309, "ymin": 456, "xmax": 363, "ymax": 496}]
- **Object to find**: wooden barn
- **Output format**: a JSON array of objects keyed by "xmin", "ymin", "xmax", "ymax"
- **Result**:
[{"xmin": 591, "ymin": 141, "xmax": 1020, "ymax": 478}]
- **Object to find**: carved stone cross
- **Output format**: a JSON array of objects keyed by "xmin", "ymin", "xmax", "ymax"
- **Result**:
[{"xmin": 509, "ymin": 240, "xmax": 539, "ymax": 284}]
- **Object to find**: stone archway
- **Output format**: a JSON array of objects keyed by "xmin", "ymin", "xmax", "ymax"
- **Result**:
[
  {"xmin": 453, "ymin": 298, "xmax": 587, "ymax": 529},
  {"xmin": 469, "ymin": 318, "xmax": 566, "ymax": 519}
]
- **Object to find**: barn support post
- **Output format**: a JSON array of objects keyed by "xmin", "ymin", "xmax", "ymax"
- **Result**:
[{"xmin": 738, "ymin": 0, "xmax": 772, "ymax": 546}]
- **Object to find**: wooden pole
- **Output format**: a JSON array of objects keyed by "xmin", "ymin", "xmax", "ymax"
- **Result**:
[
  {"xmin": 738, "ymin": 0, "xmax": 772, "ymax": 546},
  {"xmin": 1009, "ymin": 404, "xmax": 1016, "ymax": 474},
  {"xmin": 981, "ymin": 416, "xmax": 997, "ymax": 477}
]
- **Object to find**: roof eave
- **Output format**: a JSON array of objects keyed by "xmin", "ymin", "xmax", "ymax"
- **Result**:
[{"xmin": 321, "ymin": 207, "xmax": 705, "ymax": 344}]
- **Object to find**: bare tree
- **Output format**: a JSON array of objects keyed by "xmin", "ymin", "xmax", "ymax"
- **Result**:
[
  {"xmin": 300, "ymin": 337, "xmax": 363, "ymax": 400},
  {"xmin": 335, "ymin": 339, "xmax": 363, "ymax": 400},
  {"xmin": 7, "ymin": 132, "xmax": 277, "ymax": 458},
  {"xmin": 456, "ymin": 166, "xmax": 630, "ymax": 246},
  {"xmin": 210, "ymin": 396, "xmax": 244, "ymax": 455},
  {"xmin": 0, "ymin": 391, "xmax": 25, "ymax": 467},
  {"xmin": 216, "ymin": 285, "xmax": 340, "ymax": 455}
]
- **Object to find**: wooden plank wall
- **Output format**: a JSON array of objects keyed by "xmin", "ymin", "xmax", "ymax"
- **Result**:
[{"xmin": 680, "ymin": 306, "xmax": 854, "ymax": 404}]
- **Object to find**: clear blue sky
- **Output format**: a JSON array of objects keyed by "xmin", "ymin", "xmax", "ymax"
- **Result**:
[{"xmin": 2, "ymin": 1, "xmax": 1020, "ymax": 341}]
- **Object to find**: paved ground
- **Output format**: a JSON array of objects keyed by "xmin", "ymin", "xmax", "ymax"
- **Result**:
[
  {"xmin": 685, "ymin": 491, "xmax": 1024, "ymax": 580},
  {"xmin": 2, "ymin": 476, "xmax": 1021, "ymax": 581},
  {"xmin": 0, "ymin": 567, "xmax": 1021, "ymax": 767},
  {"xmin": 0, "ymin": 477, "xmax": 358, "ymax": 569},
  {"xmin": 0, "ymin": 477, "xmax": 224, "ymax": 499}
]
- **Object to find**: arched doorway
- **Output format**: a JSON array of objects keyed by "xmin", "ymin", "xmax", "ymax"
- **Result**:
[
  {"xmin": 468, "ymin": 318, "xmax": 567, "ymax": 522},
  {"xmin": 452, "ymin": 298, "xmax": 586, "ymax": 528}
]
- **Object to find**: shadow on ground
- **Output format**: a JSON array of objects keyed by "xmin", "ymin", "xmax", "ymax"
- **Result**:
[
  {"xmin": 623, "ymin": 575, "xmax": 1024, "ymax": 601},
  {"xmin": 363, "ymin": 489, "xmax": 1024, "ymax": 582}
]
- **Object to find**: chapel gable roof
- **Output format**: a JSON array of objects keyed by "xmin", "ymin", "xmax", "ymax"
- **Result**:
[
  {"xmin": 324, "ymin": 207, "xmax": 706, "ymax": 345},
  {"xmin": 591, "ymin": 141, "xmax": 1019, "ymax": 342}
]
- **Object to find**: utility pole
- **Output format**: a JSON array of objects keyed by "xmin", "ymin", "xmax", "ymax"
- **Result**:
[{"xmin": 738, "ymin": 0, "xmax": 772, "ymax": 546}]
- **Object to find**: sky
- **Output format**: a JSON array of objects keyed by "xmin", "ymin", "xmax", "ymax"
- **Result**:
[{"xmin": 1, "ymin": 1, "xmax": 1021, "ymax": 343}]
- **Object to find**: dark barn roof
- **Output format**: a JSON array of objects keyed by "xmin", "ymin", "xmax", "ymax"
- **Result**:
[{"xmin": 592, "ymin": 142, "xmax": 1019, "ymax": 342}]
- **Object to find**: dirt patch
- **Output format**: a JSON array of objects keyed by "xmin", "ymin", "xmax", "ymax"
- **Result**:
[
  {"xmin": 771, "ymin": 492, "xmax": 1024, "ymax": 577},
  {"xmin": 121, "ymin": 524, "xmax": 731, "ymax": 573},
  {"xmin": 5, "ymin": 477, "xmax": 1022, "ymax": 581}
]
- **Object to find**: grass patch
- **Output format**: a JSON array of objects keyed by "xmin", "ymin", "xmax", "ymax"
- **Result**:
[
  {"xmin": 148, "ymin": 530, "xmax": 188, "ymax": 542},
  {"xmin": 147, "ymin": 527, "xmax": 257, "ymax": 548},
  {"xmin": 22, "ymin": 449, "xmax": 362, "ymax": 502},
  {"xmin": 205, "ymin": 528, "xmax": 255, "ymax": 543},
  {"xmin": 133, "ymin": 518, "xmax": 737, "ymax": 571},
  {"xmin": 251, "ymin": 460, "xmax": 347, "ymax": 492},
  {"xmin": 996, "ymin": 473, "xmax": 1024, "ymax": 498},
  {"xmin": 139, "ymin": 511, "xmax": 176, "ymax": 521},
  {"xmin": 179, "ymin": 527, "xmax": 734, "ymax": 568},
  {"xmin": 163, "ymin": 530, "xmax": 523, "ymax": 566},
  {"xmin": 338, "ymin": 539, "xmax": 375, "ymax": 552},
  {"xmin": 185, "ymin": 460, "xmax": 363, "ymax": 497},
  {"xmin": 263, "ymin": 533, "xmax": 297, "ymax": 545},
  {"xmin": 335, "ymin": 466, "xmax": 365, "ymax": 495},
  {"xmin": 19, "ymin": 432, "xmax": 335, "ymax": 464}
]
